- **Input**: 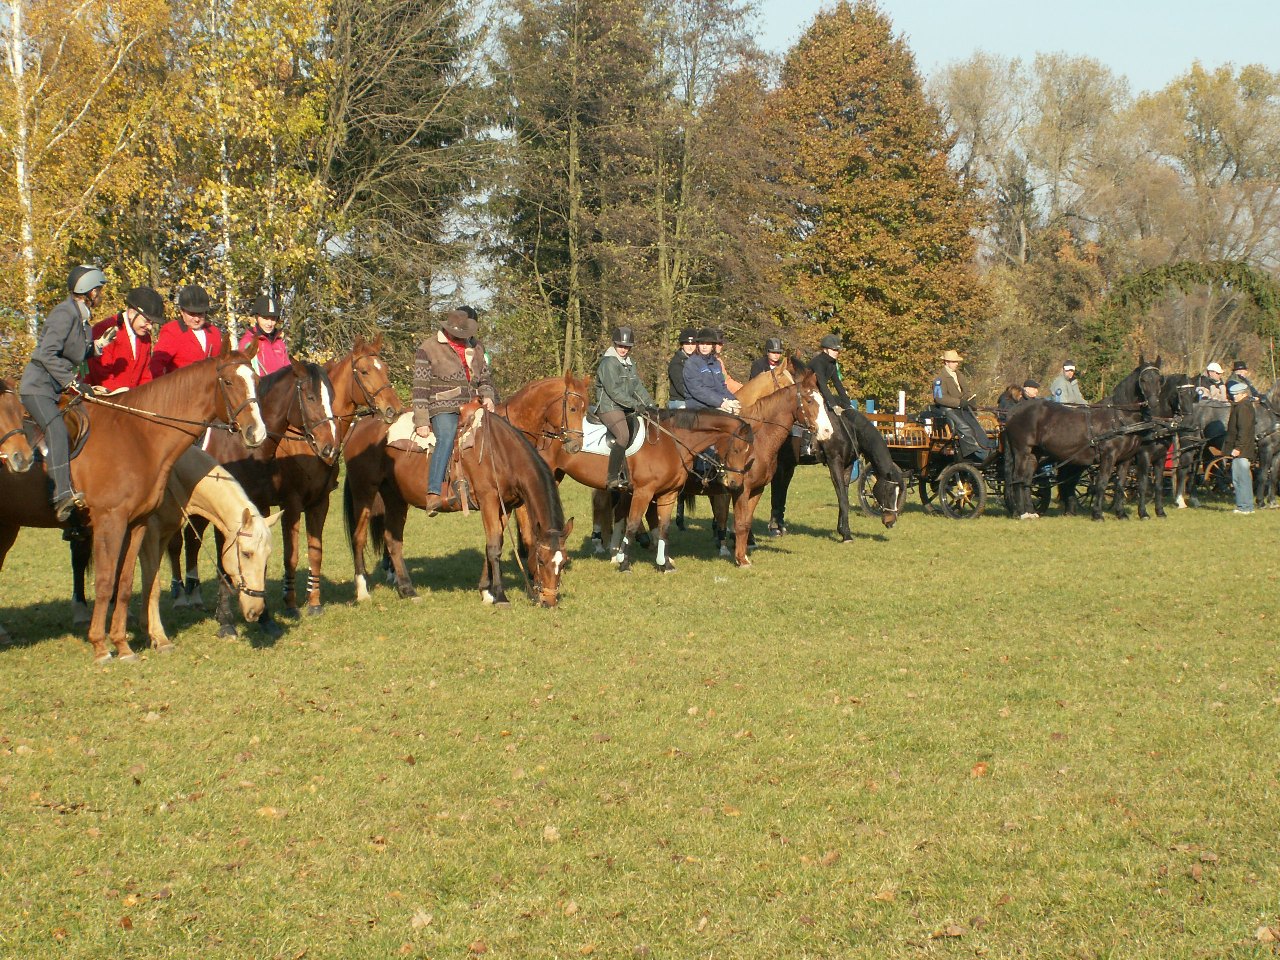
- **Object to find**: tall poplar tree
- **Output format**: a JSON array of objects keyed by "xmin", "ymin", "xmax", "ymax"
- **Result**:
[{"xmin": 769, "ymin": 0, "xmax": 986, "ymax": 401}]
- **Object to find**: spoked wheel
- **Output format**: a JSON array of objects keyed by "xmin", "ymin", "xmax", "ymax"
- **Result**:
[
  {"xmin": 1201, "ymin": 455, "xmax": 1233, "ymax": 501},
  {"xmin": 936, "ymin": 462, "xmax": 986, "ymax": 519},
  {"xmin": 857, "ymin": 462, "xmax": 883, "ymax": 519}
]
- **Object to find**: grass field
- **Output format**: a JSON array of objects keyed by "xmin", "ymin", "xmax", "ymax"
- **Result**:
[{"xmin": 1, "ymin": 468, "xmax": 1278, "ymax": 959}]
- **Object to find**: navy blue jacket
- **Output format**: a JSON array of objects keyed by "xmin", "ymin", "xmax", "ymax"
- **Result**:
[{"xmin": 683, "ymin": 352, "xmax": 735, "ymax": 409}]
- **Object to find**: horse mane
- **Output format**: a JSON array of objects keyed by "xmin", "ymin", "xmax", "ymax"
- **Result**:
[
  {"xmin": 843, "ymin": 409, "xmax": 902, "ymax": 479},
  {"xmin": 488, "ymin": 412, "xmax": 566, "ymax": 533}
]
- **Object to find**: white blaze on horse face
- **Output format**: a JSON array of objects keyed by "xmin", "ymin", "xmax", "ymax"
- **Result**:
[
  {"xmin": 373, "ymin": 358, "xmax": 384, "ymax": 372},
  {"xmin": 236, "ymin": 365, "xmax": 268, "ymax": 446},
  {"xmin": 552, "ymin": 550, "xmax": 564, "ymax": 577},
  {"xmin": 811, "ymin": 391, "xmax": 834, "ymax": 440},
  {"xmin": 319, "ymin": 379, "xmax": 338, "ymax": 448}
]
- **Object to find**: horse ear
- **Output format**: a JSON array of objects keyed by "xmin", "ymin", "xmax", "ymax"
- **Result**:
[
  {"xmin": 1155, "ymin": 354, "xmax": 1162, "ymax": 368},
  {"xmin": 220, "ymin": 330, "xmax": 233, "ymax": 356},
  {"xmin": 563, "ymin": 368, "xmax": 575, "ymax": 387},
  {"xmin": 291, "ymin": 357, "xmax": 308, "ymax": 377},
  {"xmin": 371, "ymin": 332, "xmax": 384, "ymax": 351},
  {"xmin": 265, "ymin": 509, "xmax": 284, "ymax": 528},
  {"xmin": 562, "ymin": 517, "xmax": 574, "ymax": 542},
  {"xmin": 353, "ymin": 334, "xmax": 365, "ymax": 350},
  {"xmin": 241, "ymin": 336, "xmax": 259, "ymax": 361}
]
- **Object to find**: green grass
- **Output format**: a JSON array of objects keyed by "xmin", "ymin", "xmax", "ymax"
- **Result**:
[{"xmin": 1, "ymin": 469, "xmax": 1278, "ymax": 959}]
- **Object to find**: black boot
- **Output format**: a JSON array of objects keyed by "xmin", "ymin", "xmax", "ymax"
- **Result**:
[{"xmin": 606, "ymin": 444, "xmax": 631, "ymax": 491}]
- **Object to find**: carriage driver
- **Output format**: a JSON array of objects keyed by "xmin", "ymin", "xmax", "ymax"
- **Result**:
[
  {"xmin": 20, "ymin": 265, "xmax": 119, "ymax": 521},
  {"xmin": 594, "ymin": 326, "xmax": 656, "ymax": 491},
  {"xmin": 934, "ymin": 348, "xmax": 994, "ymax": 461},
  {"xmin": 412, "ymin": 306, "xmax": 497, "ymax": 515}
]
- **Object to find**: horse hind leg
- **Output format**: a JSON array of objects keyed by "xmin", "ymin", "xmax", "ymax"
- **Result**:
[{"xmin": 71, "ymin": 535, "xmax": 92, "ymax": 628}]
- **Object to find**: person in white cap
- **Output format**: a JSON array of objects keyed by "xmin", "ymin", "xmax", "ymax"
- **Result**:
[
  {"xmin": 1195, "ymin": 361, "xmax": 1227, "ymax": 401},
  {"xmin": 1049, "ymin": 360, "xmax": 1085, "ymax": 405}
]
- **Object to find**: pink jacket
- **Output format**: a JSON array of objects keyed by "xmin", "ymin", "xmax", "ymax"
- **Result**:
[{"xmin": 239, "ymin": 327, "xmax": 291, "ymax": 376}]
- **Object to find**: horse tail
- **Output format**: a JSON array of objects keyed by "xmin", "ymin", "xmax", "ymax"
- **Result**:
[{"xmin": 680, "ymin": 491, "xmax": 698, "ymax": 515}]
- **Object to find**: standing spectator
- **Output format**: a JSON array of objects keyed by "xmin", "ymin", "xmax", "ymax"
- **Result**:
[
  {"xmin": 809, "ymin": 334, "xmax": 852, "ymax": 412},
  {"xmin": 750, "ymin": 337, "xmax": 793, "ymax": 536},
  {"xmin": 20, "ymin": 265, "xmax": 115, "ymax": 520},
  {"xmin": 86, "ymin": 287, "xmax": 165, "ymax": 392},
  {"xmin": 1227, "ymin": 360, "xmax": 1263, "ymax": 402},
  {"xmin": 1049, "ymin": 360, "xmax": 1086, "ymax": 405},
  {"xmin": 666, "ymin": 327, "xmax": 697, "ymax": 409},
  {"xmin": 238, "ymin": 294, "xmax": 290, "ymax": 376},
  {"xmin": 1196, "ymin": 361, "xmax": 1227, "ymax": 401},
  {"xmin": 412, "ymin": 306, "xmax": 497, "ymax": 515},
  {"xmin": 151, "ymin": 285, "xmax": 222, "ymax": 377},
  {"xmin": 1223, "ymin": 380, "xmax": 1257, "ymax": 514}
]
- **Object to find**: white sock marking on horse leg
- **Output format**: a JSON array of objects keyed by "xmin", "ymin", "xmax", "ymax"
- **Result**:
[
  {"xmin": 609, "ymin": 525, "xmax": 624, "ymax": 550},
  {"xmin": 656, "ymin": 538, "xmax": 667, "ymax": 566},
  {"xmin": 355, "ymin": 574, "xmax": 369, "ymax": 602}
]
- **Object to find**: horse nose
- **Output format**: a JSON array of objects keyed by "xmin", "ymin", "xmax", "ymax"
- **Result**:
[
  {"xmin": 382, "ymin": 405, "xmax": 398, "ymax": 424},
  {"xmin": 322, "ymin": 444, "xmax": 337, "ymax": 461}
]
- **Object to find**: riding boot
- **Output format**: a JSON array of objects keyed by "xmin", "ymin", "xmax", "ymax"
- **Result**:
[{"xmin": 607, "ymin": 444, "xmax": 631, "ymax": 491}]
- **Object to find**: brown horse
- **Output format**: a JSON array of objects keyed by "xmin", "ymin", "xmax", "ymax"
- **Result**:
[
  {"xmin": 343, "ymin": 405, "xmax": 572, "ymax": 606},
  {"xmin": 502, "ymin": 372, "xmax": 755, "ymax": 573},
  {"xmin": 693, "ymin": 370, "xmax": 833, "ymax": 566},
  {"xmin": 172, "ymin": 337, "xmax": 403, "ymax": 617},
  {"xmin": 0, "ymin": 335, "xmax": 267, "ymax": 663},
  {"xmin": 0, "ymin": 381, "xmax": 34, "ymax": 475}
]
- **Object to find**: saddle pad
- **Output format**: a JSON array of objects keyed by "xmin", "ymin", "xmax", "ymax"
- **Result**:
[
  {"xmin": 386, "ymin": 410, "xmax": 434, "ymax": 454},
  {"xmin": 581, "ymin": 417, "xmax": 646, "ymax": 457}
]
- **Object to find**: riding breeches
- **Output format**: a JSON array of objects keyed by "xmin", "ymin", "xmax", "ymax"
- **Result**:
[
  {"xmin": 598, "ymin": 410, "xmax": 630, "ymax": 449},
  {"xmin": 21, "ymin": 392, "xmax": 71, "ymax": 500}
]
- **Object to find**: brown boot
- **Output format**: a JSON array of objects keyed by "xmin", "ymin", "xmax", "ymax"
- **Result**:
[{"xmin": 421, "ymin": 492, "xmax": 444, "ymax": 517}]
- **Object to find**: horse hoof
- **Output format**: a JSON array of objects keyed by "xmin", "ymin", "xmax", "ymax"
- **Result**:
[
  {"xmin": 618, "ymin": 561, "xmax": 632, "ymax": 574},
  {"xmin": 154, "ymin": 642, "xmax": 175, "ymax": 654},
  {"xmin": 494, "ymin": 600, "xmax": 512, "ymax": 609},
  {"xmin": 657, "ymin": 561, "xmax": 676, "ymax": 573},
  {"xmin": 188, "ymin": 597, "xmax": 205, "ymax": 610},
  {"xmin": 259, "ymin": 619, "xmax": 284, "ymax": 639},
  {"xmin": 218, "ymin": 624, "xmax": 237, "ymax": 639},
  {"xmin": 92, "ymin": 653, "xmax": 114, "ymax": 666},
  {"xmin": 396, "ymin": 586, "xmax": 418, "ymax": 600},
  {"xmin": 282, "ymin": 607, "xmax": 301, "ymax": 619},
  {"xmin": 116, "ymin": 651, "xmax": 138, "ymax": 663},
  {"xmin": 718, "ymin": 545, "xmax": 732, "ymax": 558},
  {"xmin": 481, "ymin": 591, "xmax": 495, "ymax": 604},
  {"xmin": 306, "ymin": 605, "xmax": 324, "ymax": 617},
  {"xmin": 171, "ymin": 595, "xmax": 188, "ymax": 610},
  {"xmin": 736, "ymin": 558, "xmax": 752, "ymax": 568},
  {"xmin": 840, "ymin": 535, "xmax": 853, "ymax": 543}
]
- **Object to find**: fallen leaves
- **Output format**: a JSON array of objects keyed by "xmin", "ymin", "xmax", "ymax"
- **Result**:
[
  {"xmin": 971, "ymin": 762, "xmax": 990, "ymax": 779},
  {"xmin": 410, "ymin": 908, "xmax": 432, "ymax": 930},
  {"xmin": 1258, "ymin": 925, "xmax": 1280, "ymax": 943},
  {"xmin": 543, "ymin": 824, "xmax": 560, "ymax": 843},
  {"xmin": 256, "ymin": 806, "xmax": 287, "ymax": 820},
  {"xmin": 930, "ymin": 923, "xmax": 966, "ymax": 939}
]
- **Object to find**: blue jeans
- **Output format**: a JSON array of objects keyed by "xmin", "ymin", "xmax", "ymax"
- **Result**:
[
  {"xmin": 427, "ymin": 411, "xmax": 459, "ymax": 495},
  {"xmin": 1232, "ymin": 456, "xmax": 1254, "ymax": 511}
]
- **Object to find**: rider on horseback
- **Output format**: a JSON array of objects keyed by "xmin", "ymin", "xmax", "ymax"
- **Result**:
[
  {"xmin": 809, "ymin": 334, "xmax": 853, "ymax": 412},
  {"xmin": 86, "ymin": 286, "xmax": 165, "ymax": 392},
  {"xmin": 413, "ymin": 306, "xmax": 497, "ymax": 515},
  {"xmin": 667, "ymin": 327, "xmax": 697, "ymax": 410},
  {"xmin": 593, "ymin": 326, "xmax": 656, "ymax": 491},
  {"xmin": 238, "ymin": 294, "xmax": 291, "ymax": 376},
  {"xmin": 20, "ymin": 265, "xmax": 117, "ymax": 521}
]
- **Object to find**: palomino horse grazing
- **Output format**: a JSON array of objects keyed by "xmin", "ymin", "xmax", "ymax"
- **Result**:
[
  {"xmin": 1005, "ymin": 357, "xmax": 1164, "ymax": 521},
  {"xmin": 502, "ymin": 372, "xmax": 754, "ymax": 573},
  {"xmin": 0, "ymin": 336, "xmax": 267, "ymax": 663},
  {"xmin": 137, "ymin": 449, "xmax": 279, "ymax": 650},
  {"xmin": 169, "ymin": 359, "xmax": 340, "ymax": 622},
  {"xmin": 684, "ymin": 369, "xmax": 833, "ymax": 567},
  {"xmin": 343, "ymin": 405, "xmax": 572, "ymax": 606}
]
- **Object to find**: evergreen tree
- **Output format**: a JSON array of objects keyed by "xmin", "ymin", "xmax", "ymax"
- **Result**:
[{"xmin": 768, "ymin": 0, "xmax": 987, "ymax": 401}]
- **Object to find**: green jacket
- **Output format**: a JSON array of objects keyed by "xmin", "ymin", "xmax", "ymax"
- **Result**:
[{"xmin": 594, "ymin": 347, "xmax": 653, "ymax": 414}]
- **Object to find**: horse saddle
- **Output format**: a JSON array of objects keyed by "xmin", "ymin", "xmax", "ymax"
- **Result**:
[
  {"xmin": 386, "ymin": 410, "xmax": 434, "ymax": 453},
  {"xmin": 22, "ymin": 398, "xmax": 90, "ymax": 461},
  {"xmin": 580, "ymin": 414, "xmax": 646, "ymax": 457}
]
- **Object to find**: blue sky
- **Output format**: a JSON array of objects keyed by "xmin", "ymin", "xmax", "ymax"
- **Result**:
[{"xmin": 756, "ymin": 0, "xmax": 1280, "ymax": 94}]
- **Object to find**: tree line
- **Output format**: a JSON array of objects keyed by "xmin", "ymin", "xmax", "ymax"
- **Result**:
[{"xmin": 3, "ymin": 0, "xmax": 1278, "ymax": 402}]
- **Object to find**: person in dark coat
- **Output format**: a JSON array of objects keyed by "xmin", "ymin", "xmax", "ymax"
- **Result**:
[
  {"xmin": 1223, "ymin": 379, "xmax": 1257, "ymax": 513},
  {"xmin": 682, "ymin": 328, "xmax": 739, "ymax": 412},
  {"xmin": 412, "ymin": 306, "xmax": 497, "ymax": 515},
  {"xmin": 593, "ymin": 326, "xmax": 655, "ymax": 490},
  {"xmin": 667, "ymin": 327, "xmax": 697, "ymax": 409},
  {"xmin": 19, "ymin": 265, "xmax": 117, "ymax": 520},
  {"xmin": 808, "ymin": 334, "xmax": 852, "ymax": 411},
  {"xmin": 749, "ymin": 337, "xmax": 785, "ymax": 380},
  {"xmin": 933, "ymin": 348, "xmax": 993, "ymax": 460},
  {"xmin": 1227, "ymin": 360, "xmax": 1263, "ymax": 402}
]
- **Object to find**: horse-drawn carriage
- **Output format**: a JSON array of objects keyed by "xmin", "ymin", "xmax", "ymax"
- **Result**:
[{"xmin": 856, "ymin": 408, "xmax": 1004, "ymax": 519}]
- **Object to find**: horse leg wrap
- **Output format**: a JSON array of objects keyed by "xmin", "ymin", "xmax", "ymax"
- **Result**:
[{"xmin": 307, "ymin": 573, "xmax": 321, "ymax": 598}]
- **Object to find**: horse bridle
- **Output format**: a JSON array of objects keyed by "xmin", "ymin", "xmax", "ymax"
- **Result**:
[
  {"xmin": 350, "ymin": 353, "xmax": 399, "ymax": 419},
  {"xmin": 537, "ymin": 387, "xmax": 589, "ymax": 447},
  {"xmin": 706, "ymin": 419, "xmax": 755, "ymax": 483},
  {"xmin": 0, "ymin": 425, "xmax": 26, "ymax": 461},
  {"xmin": 217, "ymin": 360, "xmax": 264, "ymax": 436},
  {"xmin": 219, "ymin": 518, "xmax": 267, "ymax": 601},
  {"xmin": 284, "ymin": 374, "xmax": 340, "ymax": 463}
]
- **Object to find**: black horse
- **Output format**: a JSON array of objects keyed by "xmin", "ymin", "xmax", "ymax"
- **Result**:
[
  {"xmin": 821, "ymin": 407, "xmax": 906, "ymax": 538},
  {"xmin": 1251, "ymin": 383, "xmax": 1280, "ymax": 507},
  {"xmin": 1005, "ymin": 357, "xmax": 1164, "ymax": 521},
  {"xmin": 1126, "ymin": 373, "xmax": 1197, "ymax": 520},
  {"xmin": 1170, "ymin": 389, "xmax": 1231, "ymax": 509}
]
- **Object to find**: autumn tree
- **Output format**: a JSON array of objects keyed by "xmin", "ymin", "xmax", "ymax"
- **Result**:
[{"xmin": 768, "ymin": 0, "xmax": 987, "ymax": 402}]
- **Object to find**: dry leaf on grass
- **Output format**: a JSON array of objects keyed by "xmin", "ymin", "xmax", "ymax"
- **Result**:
[
  {"xmin": 930, "ymin": 924, "xmax": 965, "ymax": 938},
  {"xmin": 256, "ymin": 806, "xmax": 286, "ymax": 820},
  {"xmin": 119, "ymin": 916, "xmax": 134, "ymax": 931},
  {"xmin": 468, "ymin": 940, "xmax": 488, "ymax": 954},
  {"xmin": 818, "ymin": 850, "xmax": 841, "ymax": 867},
  {"xmin": 971, "ymin": 762, "xmax": 990, "ymax": 778},
  {"xmin": 1257, "ymin": 926, "xmax": 1279, "ymax": 943},
  {"xmin": 563, "ymin": 900, "xmax": 579, "ymax": 917},
  {"xmin": 873, "ymin": 887, "xmax": 896, "ymax": 902},
  {"xmin": 543, "ymin": 824, "xmax": 561, "ymax": 843},
  {"xmin": 410, "ymin": 908, "xmax": 432, "ymax": 929}
]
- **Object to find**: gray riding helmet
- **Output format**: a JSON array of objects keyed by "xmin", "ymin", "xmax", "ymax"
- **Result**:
[{"xmin": 68, "ymin": 265, "xmax": 107, "ymax": 294}]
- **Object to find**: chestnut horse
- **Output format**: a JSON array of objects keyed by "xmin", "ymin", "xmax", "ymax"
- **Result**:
[
  {"xmin": 343, "ymin": 405, "xmax": 572, "ymax": 607},
  {"xmin": 0, "ymin": 381, "xmax": 34, "ymax": 475},
  {"xmin": 502, "ymin": 372, "xmax": 755, "ymax": 573},
  {"xmin": 0, "ymin": 336, "xmax": 267, "ymax": 663},
  {"xmin": 693, "ymin": 370, "xmax": 833, "ymax": 566}
]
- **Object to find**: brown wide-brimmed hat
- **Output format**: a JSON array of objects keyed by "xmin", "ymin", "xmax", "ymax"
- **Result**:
[
  {"xmin": 441, "ymin": 306, "xmax": 478, "ymax": 340},
  {"xmin": 940, "ymin": 349, "xmax": 963, "ymax": 362}
]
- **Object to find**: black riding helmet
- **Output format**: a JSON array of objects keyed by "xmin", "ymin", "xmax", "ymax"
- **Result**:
[
  {"xmin": 611, "ymin": 326, "xmax": 635, "ymax": 348},
  {"xmin": 125, "ymin": 287, "xmax": 166, "ymax": 323},
  {"xmin": 765, "ymin": 337, "xmax": 783, "ymax": 353},
  {"xmin": 695, "ymin": 327, "xmax": 718, "ymax": 344},
  {"xmin": 711, "ymin": 328, "xmax": 726, "ymax": 345},
  {"xmin": 679, "ymin": 327, "xmax": 697, "ymax": 346},
  {"xmin": 820, "ymin": 333, "xmax": 842, "ymax": 351}
]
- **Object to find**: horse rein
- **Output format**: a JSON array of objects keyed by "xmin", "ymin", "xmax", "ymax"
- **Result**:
[{"xmin": 75, "ymin": 359, "xmax": 263, "ymax": 436}]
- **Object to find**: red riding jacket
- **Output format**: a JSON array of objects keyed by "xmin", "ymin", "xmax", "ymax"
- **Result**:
[
  {"xmin": 86, "ymin": 314, "xmax": 153, "ymax": 391},
  {"xmin": 151, "ymin": 319, "xmax": 222, "ymax": 377}
]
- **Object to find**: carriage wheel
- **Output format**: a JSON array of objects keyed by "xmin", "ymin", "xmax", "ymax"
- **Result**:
[
  {"xmin": 857, "ymin": 463, "xmax": 883, "ymax": 518},
  {"xmin": 936, "ymin": 462, "xmax": 986, "ymax": 519},
  {"xmin": 1201, "ymin": 455, "xmax": 1233, "ymax": 501}
]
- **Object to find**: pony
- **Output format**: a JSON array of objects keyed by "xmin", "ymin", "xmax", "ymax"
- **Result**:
[
  {"xmin": 166, "ymin": 358, "xmax": 341, "ymax": 622},
  {"xmin": 681, "ymin": 369, "xmax": 832, "ymax": 566},
  {"xmin": 501, "ymin": 372, "xmax": 755, "ymax": 573},
  {"xmin": 343, "ymin": 405, "xmax": 572, "ymax": 607},
  {"xmin": 0, "ymin": 335, "xmax": 267, "ymax": 662},
  {"xmin": 1005, "ymin": 356, "xmax": 1164, "ymax": 521}
]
